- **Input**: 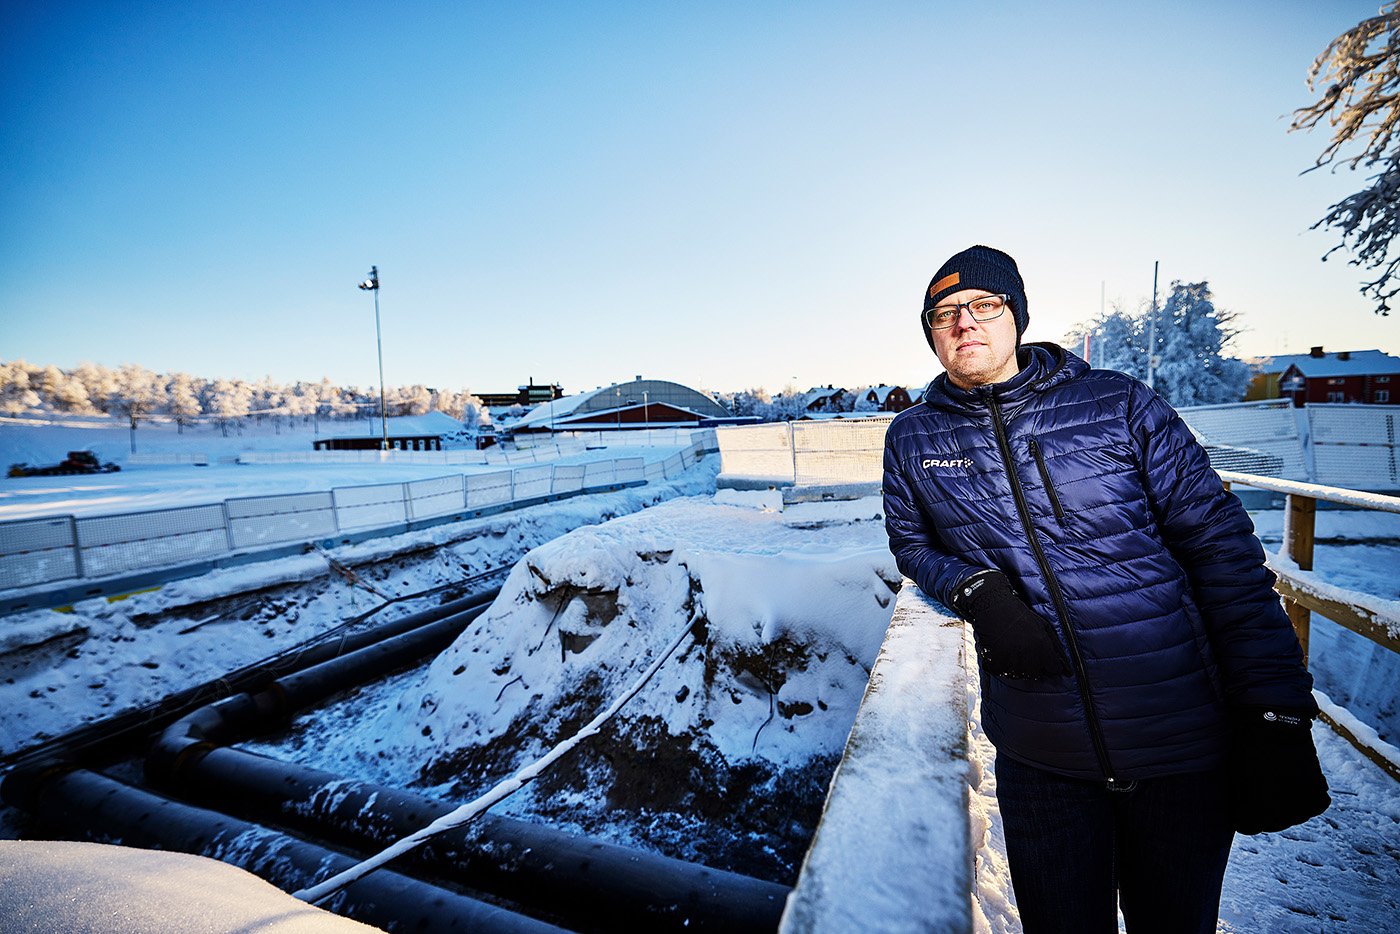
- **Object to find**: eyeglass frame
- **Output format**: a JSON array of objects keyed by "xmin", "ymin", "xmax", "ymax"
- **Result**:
[{"xmin": 922, "ymin": 293, "xmax": 1011, "ymax": 330}]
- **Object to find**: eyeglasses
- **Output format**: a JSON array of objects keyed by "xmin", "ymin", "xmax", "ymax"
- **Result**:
[{"xmin": 923, "ymin": 293, "xmax": 1010, "ymax": 330}]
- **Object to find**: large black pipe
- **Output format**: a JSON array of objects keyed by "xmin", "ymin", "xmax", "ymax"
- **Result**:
[
  {"xmin": 3, "ymin": 585, "xmax": 500, "ymax": 772},
  {"xmin": 146, "ymin": 613, "xmax": 791, "ymax": 932},
  {"xmin": 168, "ymin": 746, "xmax": 789, "ymax": 933},
  {"xmin": 3, "ymin": 766, "xmax": 569, "ymax": 934}
]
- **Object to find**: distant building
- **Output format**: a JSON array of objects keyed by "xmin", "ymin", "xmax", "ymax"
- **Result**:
[
  {"xmin": 510, "ymin": 377, "xmax": 730, "ymax": 434},
  {"xmin": 1248, "ymin": 347, "xmax": 1400, "ymax": 406},
  {"xmin": 477, "ymin": 381, "xmax": 565, "ymax": 408},
  {"xmin": 861, "ymin": 385, "xmax": 916, "ymax": 412},
  {"xmin": 312, "ymin": 411, "xmax": 465, "ymax": 451},
  {"xmin": 803, "ymin": 386, "xmax": 847, "ymax": 412}
]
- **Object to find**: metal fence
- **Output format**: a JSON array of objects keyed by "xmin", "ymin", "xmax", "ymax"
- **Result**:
[
  {"xmin": 717, "ymin": 405, "xmax": 1400, "ymax": 493},
  {"xmin": 0, "ymin": 443, "xmax": 705, "ymax": 592},
  {"xmin": 1308, "ymin": 403, "xmax": 1400, "ymax": 489}
]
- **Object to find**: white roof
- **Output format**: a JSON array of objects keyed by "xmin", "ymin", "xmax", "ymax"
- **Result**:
[{"xmin": 1253, "ymin": 349, "xmax": 1400, "ymax": 379}]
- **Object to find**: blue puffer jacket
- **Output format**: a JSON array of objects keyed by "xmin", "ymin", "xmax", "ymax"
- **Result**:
[{"xmin": 883, "ymin": 343, "xmax": 1314, "ymax": 781}]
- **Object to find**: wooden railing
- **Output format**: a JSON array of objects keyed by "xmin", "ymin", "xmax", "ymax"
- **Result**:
[{"xmin": 1217, "ymin": 470, "xmax": 1400, "ymax": 780}]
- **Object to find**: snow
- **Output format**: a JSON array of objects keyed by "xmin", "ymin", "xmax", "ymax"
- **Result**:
[
  {"xmin": 2, "ymin": 416, "xmax": 1399, "ymax": 931},
  {"xmin": 0, "ymin": 840, "xmax": 378, "ymax": 932},
  {"xmin": 0, "ymin": 461, "xmax": 718, "ymax": 763}
]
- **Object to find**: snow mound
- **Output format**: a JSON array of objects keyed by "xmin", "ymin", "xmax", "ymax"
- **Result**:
[{"xmin": 372, "ymin": 493, "xmax": 898, "ymax": 879}]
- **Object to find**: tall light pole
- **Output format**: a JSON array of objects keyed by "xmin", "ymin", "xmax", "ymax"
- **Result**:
[
  {"xmin": 358, "ymin": 266, "xmax": 389, "ymax": 451},
  {"xmin": 1147, "ymin": 261, "xmax": 1159, "ymax": 390}
]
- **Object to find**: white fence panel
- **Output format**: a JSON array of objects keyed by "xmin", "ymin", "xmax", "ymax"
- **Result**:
[
  {"xmin": 333, "ymin": 482, "xmax": 409, "ymax": 530},
  {"xmin": 615, "ymin": 457, "xmax": 646, "ymax": 484},
  {"xmin": 0, "ymin": 516, "xmax": 80, "ymax": 589},
  {"xmin": 716, "ymin": 423, "xmax": 796, "ymax": 485},
  {"xmin": 791, "ymin": 418, "xmax": 890, "ymax": 486},
  {"xmin": 466, "ymin": 470, "xmax": 513, "ymax": 509},
  {"xmin": 227, "ymin": 492, "xmax": 337, "ymax": 549},
  {"xmin": 1177, "ymin": 400, "xmax": 1307, "ymax": 480},
  {"xmin": 552, "ymin": 464, "xmax": 586, "ymax": 495},
  {"xmin": 644, "ymin": 462, "xmax": 665, "ymax": 483},
  {"xmin": 406, "ymin": 475, "xmax": 466, "ymax": 520},
  {"xmin": 581, "ymin": 461, "xmax": 616, "ymax": 489},
  {"xmin": 512, "ymin": 465, "xmax": 553, "ymax": 501},
  {"xmin": 76, "ymin": 505, "xmax": 229, "ymax": 578},
  {"xmin": 1308, "ymin": 404, "xmax": 1399, "ymax": 489},
  {"xmin": 127, "ymin": 452, "xmax": 210, "ymax": 466}
]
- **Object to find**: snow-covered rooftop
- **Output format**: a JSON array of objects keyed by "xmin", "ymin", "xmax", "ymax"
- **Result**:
[{"xmin": 1252, "ymin": 349, "xmax": 1400, "ymax": 378}]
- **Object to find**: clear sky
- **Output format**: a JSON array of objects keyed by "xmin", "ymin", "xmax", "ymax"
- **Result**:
[{"xmin": 2, "ymin": 0, "xmax": 1393, "ymax": 398}]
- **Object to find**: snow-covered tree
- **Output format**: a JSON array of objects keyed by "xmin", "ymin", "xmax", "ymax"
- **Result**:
[
  {"xmin": 0, "ymin": 360, "xmax": 41, "ymax": 416},
  {"xmin": 72, "ymin": 362, "xmax": 120, "ymax": 414},
  {"xmin": 1291, "ymin": 2, "xmax": 1400, "ymax": 316},
  {"xmin": 113, "ymin": 363, "xmax": 162, "ymax": 429},
  {"xmin": 726, "ymin": 388, "xmax": 771, "ymax": 417},
  {"xmin": 1063, "ymin": 281, "xmax": 1250, "ymax": 407},
  {"xmin": 207, "ymin": 378, "xmax": 253, "ymax": 436},
  {"xmin": 167, "ymin": 372, "xmax": 203, "ymax": 432}
]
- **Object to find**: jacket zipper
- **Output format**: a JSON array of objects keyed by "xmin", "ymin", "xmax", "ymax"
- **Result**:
[
  {"xmin": 1028, "ymin": 438, "xmax": 1065, "ymax": 520},
  {"xmin": 987, "ymin": 391, "xmax": 1116, "ymax": 782}
]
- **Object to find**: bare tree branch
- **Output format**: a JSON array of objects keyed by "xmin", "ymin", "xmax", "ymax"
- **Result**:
[{"xmin": 1291, "ymin": 3, "xmax": 1400, "ymax": 316}]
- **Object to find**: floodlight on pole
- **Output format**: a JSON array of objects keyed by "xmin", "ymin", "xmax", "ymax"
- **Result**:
[{"xmin": 358, "ymin": 265, "xmax": 389, "ymax": 452}]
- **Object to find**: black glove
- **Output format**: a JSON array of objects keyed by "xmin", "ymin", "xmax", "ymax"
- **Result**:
[
  {"xmin": 1228, "ymin": 705, "xmax": 1330, "ymax": 835},
  {"xmin": 949, "ymin": 570, "xmax": 1069, "ymax": 680}
]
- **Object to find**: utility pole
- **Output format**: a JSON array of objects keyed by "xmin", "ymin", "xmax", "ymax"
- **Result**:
[
  {"xmin": 1147, "ymin": 261, "xmax": 1159, "ymax": 389},
  {"xmin": 358, "ymin": 266, "xmax": 388, "ymax": 451}
]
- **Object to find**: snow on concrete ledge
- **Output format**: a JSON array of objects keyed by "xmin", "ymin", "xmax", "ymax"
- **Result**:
[{"xmin": 780, "ymin": 580, "xmax": 972, "ymax": 934}]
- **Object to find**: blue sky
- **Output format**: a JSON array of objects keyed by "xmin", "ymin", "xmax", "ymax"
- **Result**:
[{"xmin": 1, "ymin": 1, "xmax": 1392, "ymax": 397}]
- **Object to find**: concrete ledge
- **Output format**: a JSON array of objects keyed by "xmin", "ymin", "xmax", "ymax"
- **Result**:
[{"xmin": 780, "ymin": 581, "xmax": 972, "ymax": 933}]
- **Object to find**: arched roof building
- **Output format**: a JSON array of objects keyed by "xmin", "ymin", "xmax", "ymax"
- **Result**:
[{"xmin": 510, "ymin": 377, "xmax": 729, "ymax": 433}]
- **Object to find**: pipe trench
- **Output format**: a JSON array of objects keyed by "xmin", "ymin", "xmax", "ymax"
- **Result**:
[{"xmin": 6, "ymin": 577, "xmax": 791, "ymax": 931}]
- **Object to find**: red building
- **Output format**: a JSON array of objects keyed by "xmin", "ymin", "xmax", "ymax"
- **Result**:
[{"xmin": 1258, "ymin": 347, "xmax": 1400, "ymax": 407}]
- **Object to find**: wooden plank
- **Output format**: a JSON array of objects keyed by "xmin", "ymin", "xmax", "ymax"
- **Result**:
[{"xmin": 1274, "ymin": 577, "xmax": 1400, "ymax": 656}]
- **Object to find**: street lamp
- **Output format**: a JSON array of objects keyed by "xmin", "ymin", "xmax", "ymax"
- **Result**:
[
  {"xmin": 358, "ymin": 265, "xmax": 389, "ymax": 452},
  {"xmin": 643, "ymin": 390, "xmax": 649, "ymax": 434}
]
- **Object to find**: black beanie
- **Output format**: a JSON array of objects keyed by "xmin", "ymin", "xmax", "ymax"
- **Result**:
[{"xmin": 921, "ymin": 245, "xmax": 1029, "ymax": 350}]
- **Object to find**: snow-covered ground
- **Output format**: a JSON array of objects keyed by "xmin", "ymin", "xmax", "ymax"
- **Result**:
[
  {"xmin": 0, "ymin": 416, "xmax": 688, "ymax": 521},
  {"xmin": 2, "ymin": 414, "xmax": 1397, "ymax": 931}
]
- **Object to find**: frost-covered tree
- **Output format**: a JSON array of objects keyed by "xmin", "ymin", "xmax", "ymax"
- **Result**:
[
  {"xmin": 207, "ymin": 378, "xmax": 253, "ymax": 436},
  {"xmin": 167, "ymin": 372, "xmax": 203, "ymax": 432},
  {"xmin": 1150, "ymin": 282, "xmax": 1252, "ymax": 406},
  {"xmin": 0, "ymin": 360, "xmax": 41, "ymax": 416},
  {"xmin": 1291, "ymin": 2, "xmax": 1400, "ymax": 316},
  {"xmin": 72, "ymin": 362, "xmax": 120, "ymax": 414},
  {"xmin": 725, "ymin": 387, "xmax": 771, "ymax": 417},
  {"xmin": 1062, "ymin": 281, "xmax": 1250, "ymax": 407},
  {"xmin": 113, "ymin": 363, "xmax": 162, "ymax": 430}
]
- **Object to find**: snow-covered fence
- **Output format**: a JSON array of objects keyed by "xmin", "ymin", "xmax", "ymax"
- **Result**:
[
  {"xmin": 1218, "ymin": 469, "xmax": 1400, "ymax": 780},
  {"xmin": 0, "ymin": 438, "xmax": 710, "ymax": 597},
  {"xmin": 1308, "ymin": 404, "xmax": 1400, "ymax": 490},
  {"xmin": 237, "ymin": 449, "xmax": 491, "ymax": 466},
  {"xmin": 782, "ymin": 581, "xmax": 972, "ymax": 933},
  {"xmin": 0, "ymin": 517, "xmax": 82, "ymax": 590},
  {"xmin": 1177, "ymin": 400, "xmax": 1308, "ymax": 480},
  {"xmin": 226, "ymin": 492, "xmax": 337, "ymax": 550},
  {"xmin": 716, "ymin": 418, "xmax": 889, "ymax": 490},
  {"xmin": 74, "ymin": 504, "xmax": 230, "ymax": 579},
  {"xmin": 126, "ymin": 452, "xmax": 211, "ymax": 466}
]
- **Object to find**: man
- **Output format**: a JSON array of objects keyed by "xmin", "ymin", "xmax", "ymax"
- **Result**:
[{"xmin": 882, "ymin": 245, "xmax": 1329, "ymax": 933}]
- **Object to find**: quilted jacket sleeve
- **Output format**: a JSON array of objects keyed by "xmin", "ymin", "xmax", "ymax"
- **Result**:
[
  {"xmin": 1128, "ymin": 384, "xmax": 1315, "ymax": 709},
  {"xmin": 882, "ymin": 427, "xmax": 982, "ymax": 608}
]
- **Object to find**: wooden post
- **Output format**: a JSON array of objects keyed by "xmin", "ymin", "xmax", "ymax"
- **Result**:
[{"xmin": 1284, "ymin": 493, "xmax": 1317, "ymax": 664}]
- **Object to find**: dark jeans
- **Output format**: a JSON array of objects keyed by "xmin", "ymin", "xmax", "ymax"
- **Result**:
[{"xmin": 995, "ymin": 754, "xmax": 1234, "ymax": 934}]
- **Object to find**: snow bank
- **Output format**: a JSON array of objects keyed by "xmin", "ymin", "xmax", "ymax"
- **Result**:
[{"xmin": 0, "ymin": 840, "xmax": 377, "ymax": 932}]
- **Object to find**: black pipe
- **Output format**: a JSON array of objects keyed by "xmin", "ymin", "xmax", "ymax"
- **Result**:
[
  {"xmin": 2, "ymin": 585, "xmax": 500, "ymax": 772},
  {"xmin": 6, "ymin": 766, "xmax": 570, "ymax": 934},
  {"xmin": 145, "ymin": 609, "xmax": 790, "ymax": 932},
  {"xmin": 169, "ymin": 746, "xmax": 789, "ymax": 933}
]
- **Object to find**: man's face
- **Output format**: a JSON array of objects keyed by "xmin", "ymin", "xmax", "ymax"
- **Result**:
[{"xmin": 929, "ymin": 288, "xmax": 1021, "ymax": 389}]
